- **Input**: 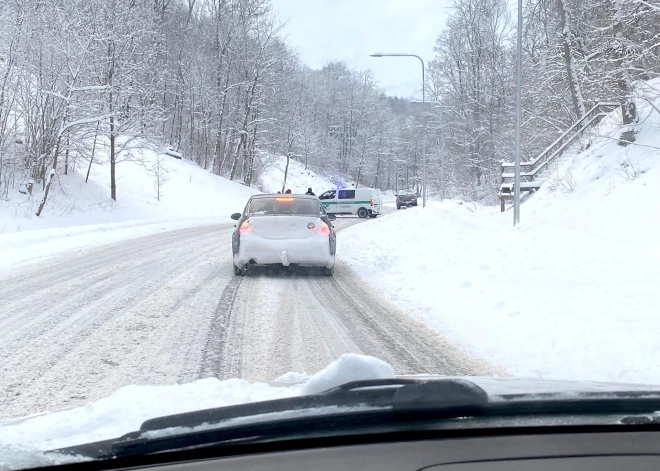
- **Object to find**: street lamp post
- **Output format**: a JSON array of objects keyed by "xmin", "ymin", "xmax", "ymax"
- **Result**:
[
  {"xmin": 513, "ymin": 0, "xmax": 523, "ymax": 225},
  {"xmin": 370, "ymin": 53, "xmax": 426, "ymax": 208}
]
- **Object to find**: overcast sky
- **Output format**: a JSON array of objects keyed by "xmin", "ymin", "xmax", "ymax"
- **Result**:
[{"xmin": 270, "ymin": 0, "xmax": 451, "ymax": 99}]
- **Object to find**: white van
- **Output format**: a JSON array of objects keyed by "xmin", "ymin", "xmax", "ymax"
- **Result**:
[{"xmin": 318, "ymin": 188, "xmax": 383, "ymax": 218}]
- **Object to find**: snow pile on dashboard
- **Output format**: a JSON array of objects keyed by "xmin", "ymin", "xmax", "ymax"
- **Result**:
[
  {"xmin": 0, "ymin": 354, "xmax": 394, "ymax": 452},
  {"xmin": 301, "ymin": 354, "xmax": 395, "ymax": 395}
]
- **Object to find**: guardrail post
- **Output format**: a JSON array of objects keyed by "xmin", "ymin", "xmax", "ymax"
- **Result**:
[{"xmin": 500, "ymin": 160, "xmax": 505, "ymax": 212}]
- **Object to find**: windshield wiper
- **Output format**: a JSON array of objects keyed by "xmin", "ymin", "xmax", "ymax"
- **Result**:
[
  {"xmin": 56, "ymin": 378, "xmax": 488, "ymax": 459},
  {"xmin": 55, "ymin": 378, "xmax": 660, "ymax": 460}
]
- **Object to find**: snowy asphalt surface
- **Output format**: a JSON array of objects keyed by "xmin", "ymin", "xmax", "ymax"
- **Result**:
[{"xmin": 0, "ymin": 212, "xmax": 494, "ymax": 418}]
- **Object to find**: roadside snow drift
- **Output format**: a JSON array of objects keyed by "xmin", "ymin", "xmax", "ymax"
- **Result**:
[{"xmin": 340, "ymin": 81, "xmax": 660, "ymax": 385}]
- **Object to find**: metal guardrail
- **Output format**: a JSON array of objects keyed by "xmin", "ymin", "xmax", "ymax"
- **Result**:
[{"xmin": 499, "ymin": 101, "xmax": 619, "ymax": 211}]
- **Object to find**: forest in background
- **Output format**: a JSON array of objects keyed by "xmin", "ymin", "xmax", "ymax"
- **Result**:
[{"xmin": 0, "ymin": 0, "xmax": 658, "ymax": 210}]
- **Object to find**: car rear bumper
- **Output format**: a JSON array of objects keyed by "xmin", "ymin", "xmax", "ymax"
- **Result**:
[{"xmin": 234, "ymin": 236, "xmax": 335, "ymax": 268}]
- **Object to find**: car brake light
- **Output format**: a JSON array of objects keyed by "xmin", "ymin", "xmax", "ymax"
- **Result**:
[
  {"xmin": 319, "ymin": 222, "xmax": 331, "ymax": 235},
  {"xmin": 239, "ymin": 220, "xmax": 251, "ymax": 235},
  {"xmin": 276, "ymin": 197, "xmax": 294, "ymax": 202}
]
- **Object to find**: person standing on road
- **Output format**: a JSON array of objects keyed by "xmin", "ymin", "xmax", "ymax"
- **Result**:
[{"xmin": 305, "ymin": 188, "xmax": 315, "ymax": 196}]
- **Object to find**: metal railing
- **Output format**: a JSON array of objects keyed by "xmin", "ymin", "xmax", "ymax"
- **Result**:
[{"xmin": 499, "ymin": 101, "xmax": 619, "ymax": 211}]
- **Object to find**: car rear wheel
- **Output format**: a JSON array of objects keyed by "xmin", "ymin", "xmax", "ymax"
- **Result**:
[
  {"xmin": 233, "ymin": 263, "xmax": 247, "ymax": 276},
  {"xmin": 322, "ymin": 266, "xmax": 334, "ymax": 276},
  {"xmin": 357, "ymin": 208, "xmax": 368, "ymax": 218},
  {"xmin": 396, "ymin": 205, "xmax": 401, "ymax": 210}
]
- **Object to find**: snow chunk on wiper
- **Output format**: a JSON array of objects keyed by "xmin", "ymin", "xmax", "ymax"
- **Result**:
[{"xmin": 301, "ymin": 354, "xmax": 395, "ymax": 395}]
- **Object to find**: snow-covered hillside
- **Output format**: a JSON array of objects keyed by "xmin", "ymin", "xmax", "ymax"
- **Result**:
[
  {"xmin": 1, "ymin": 148, "xmax": 256, "ymax": 234},
  {"xmin": 0, "ymin": 146, "xmax": 257, "ymax": 270},
  {"xmin": 340, "ymin": 81, "xmax": 660, "ymax": 384},
  {"xmin": 258, "ymin": 155, "xmax": 352, "ymax": 195},
  {"xmin": 523, "ymin": 78, "xmax": 660, "ymax": 243}
]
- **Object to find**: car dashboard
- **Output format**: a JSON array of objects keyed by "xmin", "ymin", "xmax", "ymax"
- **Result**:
[{"xmin": 51, "ymin": 427, "xmax": 660, "ymax": 471}]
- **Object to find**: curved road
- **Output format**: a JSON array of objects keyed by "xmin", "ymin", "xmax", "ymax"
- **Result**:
[{"xmin": 0, "ymin": 214, "xmax": 495, "ymax": 418}]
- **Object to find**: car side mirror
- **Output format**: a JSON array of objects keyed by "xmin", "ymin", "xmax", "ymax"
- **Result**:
[
  {"xmin": 327, "ymin": 214, "xmax": 337, "ymax": 221},
  {"xmin": 231, "ymin": 213, "xmax": 241, "ymax": 220}
]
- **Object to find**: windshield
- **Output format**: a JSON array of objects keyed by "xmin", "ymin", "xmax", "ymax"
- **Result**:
[
  {"xmin": 319, "ymin": 190, "xmax": 337, "ymax": 200},
  {"xmin": 1, "ymin": 0, "xmax": 659, "ymax": 468},
  {"xmin": 247, "ymin": 196, "xmax": 320, "ymax": 216}
]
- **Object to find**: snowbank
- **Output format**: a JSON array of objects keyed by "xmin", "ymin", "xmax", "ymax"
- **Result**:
[
  {"xmin": 0, "ymin": 354, "xmax": 387, "ymax": 453},
  {"xmin": 339, "ymin": 83, "xmax": 660, "ymax": 384}
]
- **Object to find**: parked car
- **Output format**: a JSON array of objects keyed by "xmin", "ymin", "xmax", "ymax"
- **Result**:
[
  {"xmin": 318, "ymin": 188, "xmax": 382, "ymax": 218},
  {"xmin": 231, "ymin": 194, "xmax": 337, "ymax": 276},
  {"xmin": 396, "ymin": 189, "xmax": 418, "ymax": 209}
]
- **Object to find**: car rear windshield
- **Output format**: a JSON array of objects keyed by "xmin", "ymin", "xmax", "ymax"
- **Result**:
[{"xmin": 247, "ymin": 197, "xmax": 320, "ymax": 216}]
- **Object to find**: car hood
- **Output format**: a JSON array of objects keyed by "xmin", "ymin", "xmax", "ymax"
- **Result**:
[{"xmin": 3, "ymin": 354, "xmax": 660, "ymax": 465}]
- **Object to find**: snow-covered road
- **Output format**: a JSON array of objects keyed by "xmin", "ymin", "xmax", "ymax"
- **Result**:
[{"xmin": 0, "ymin": 215, "xmax": 494, "ymax": 418}]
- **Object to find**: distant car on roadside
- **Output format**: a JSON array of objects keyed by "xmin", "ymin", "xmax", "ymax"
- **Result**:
[
  {"xmin": 231, "ymin": 194, "xmax": 337, "ymax": 276},
  {"xmin": 396, "ymin": 189, "xmax": 418, "ymax": 209},
  {"xmin": 318, "ymin": 188, "xmax": 382, "ymax": 218}
]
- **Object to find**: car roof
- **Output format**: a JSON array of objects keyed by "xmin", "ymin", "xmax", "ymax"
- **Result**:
[{"xmin": 251, "ymin": 193, "xmax": 318, "ymax": 199}]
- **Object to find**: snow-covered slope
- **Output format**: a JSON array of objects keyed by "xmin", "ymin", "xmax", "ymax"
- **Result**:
[
  {"xmin": 340, "ymin": 80, "xmax": 660, "ymax": 384},
  {"xmin": 523, "ymin": 78, "xmax": 660, "ymax": 243},
  {"xmin": 258, "ymin": 155, "xmax": 352, "ymax": 195},
  {"xmin": 1, "ymin": 148, "xmax": 256, "ymax": 233},
  {"xmin": 0, "ymin": 146, "xmax": 257, "ymax": 269}
]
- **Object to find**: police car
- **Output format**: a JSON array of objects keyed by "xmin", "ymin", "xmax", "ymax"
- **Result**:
[{"xmin": 318, "ymin": 188, "xmax": 383, "ymax": 218}]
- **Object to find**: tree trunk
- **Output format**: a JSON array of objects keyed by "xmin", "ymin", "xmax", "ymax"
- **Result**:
[
  {"xmin": 64, "ymin": 136, "xmax": 69, "ymax": 175},
  {"xmin": 36, "ymin": 141, "xmax": 61, "ymax": 217},
  {"xmin": 230, "ymin": 76, "xmax": 258, "ymax": 181},
  {"xmin": 110, "ymin": 115, "xmax": 117, "ymax": 201},
  {"xmin": 556, "ymin": 0, "xmax": 586, "ymax": 119},
  {"xmin": 282, "ymin": 153, "xmax": 290, "ymax": 193},
  {"xmin": 86, "ymin": 122, "xmax": 100, "ymax": 183},
  {"xmin": 612, "ymin": 0, "xmax": 637, "ymax": 143}
]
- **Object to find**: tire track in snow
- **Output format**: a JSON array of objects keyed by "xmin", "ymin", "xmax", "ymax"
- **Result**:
[
  {"xmin": 0, "ymin": 209, "xmax": 496, "ymax": 419},
  {"xmin": 0, "ymin": 224, "xmax": 234, "ymax": 418},
  {"xmin": 204, "ymin": 210, "xmax": 497, "ymax": 382},
  {"xmin": 198, "ymin": 274, "xmax": 244, "ymax": 380}
]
